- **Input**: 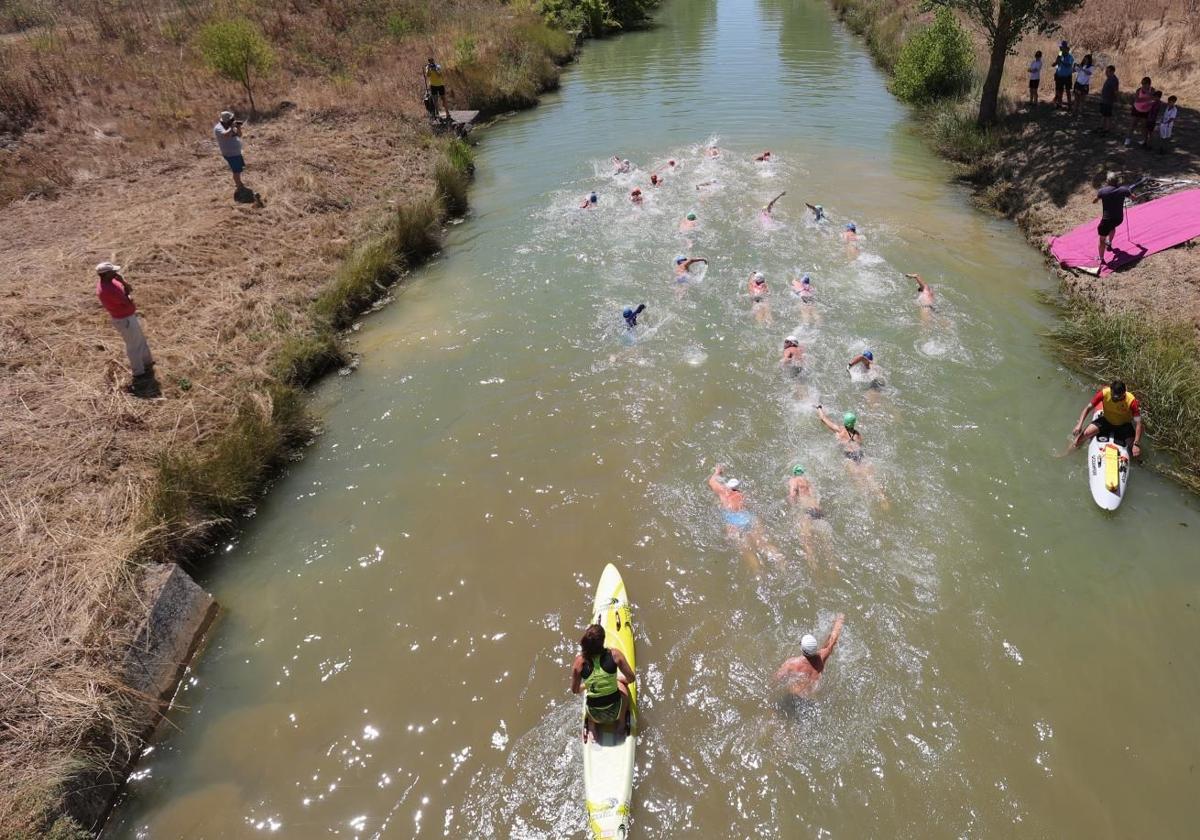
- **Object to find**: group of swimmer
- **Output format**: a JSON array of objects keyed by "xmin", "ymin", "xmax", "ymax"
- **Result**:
[{"xmin": 568, "ymin": 146, "xmax": 951, "ymax": 731}]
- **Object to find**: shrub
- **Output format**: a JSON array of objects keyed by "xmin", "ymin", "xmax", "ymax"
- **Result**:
[
  {"xmin": 892, "ymin": 8, "xmax": 973, "ymax": 103},
  {"xmin": 196, "ymin": 18, "xmax": 275, "ymax": 115},
  {"xmin": 454, "ymin": 34, "xmax": 477, "ymax": 66}
]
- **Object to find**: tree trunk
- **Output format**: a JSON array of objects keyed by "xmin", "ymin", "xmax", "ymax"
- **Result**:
[
  {"xmin": 977, "ymin": 4, "xmax": 1013, "ymax": 126},
  {"xmin": 244, "ymin": 69, "xmax": 256, "ymax": 117}
]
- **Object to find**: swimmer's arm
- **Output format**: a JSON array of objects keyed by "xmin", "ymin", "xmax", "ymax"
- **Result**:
[
  {"xmin": 765, "ymin": 191, "xmax": 786, "ymax": 213},
  {"xmin": 847, "ymin": 354, "xmax": 867, "ymax": 369},
  {"xmin": 820, "ymin": 614, "xmax": 846, "ymax": 661},
  {"xmin": 905, "ymin": 272, "xmax": 926, "ymax": 290},
  {"xmin": 815, "ymin": 406, "xmax": 840, "ymax": 433},
  {"xmin": 570, "ymin": 656, "xmax": 584, "ymax": 694},
  {"xmin": 613, "ymin": 648, "xmax": 636, "ymax": 683},
  {"xmin": 707, "ymin": 465, "xmax": 726, "ymax": 493},
  {"xmin": 684, "ymin": 258, "xmax": 707, "ymax": 269}
]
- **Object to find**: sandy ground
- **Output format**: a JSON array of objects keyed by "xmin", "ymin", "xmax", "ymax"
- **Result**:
[{"xmin": 0, "ymin": 99, "xmax": 437, "ymax": 826}]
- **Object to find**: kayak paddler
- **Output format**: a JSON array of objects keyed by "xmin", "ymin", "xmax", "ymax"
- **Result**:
[
  {"xmin": 1069, "ymin": 379, "xmax": 1143, "ymax": 456},
  {"xmin": 571, "ymin": 623, "xmax": 635, "ymax": 741}
]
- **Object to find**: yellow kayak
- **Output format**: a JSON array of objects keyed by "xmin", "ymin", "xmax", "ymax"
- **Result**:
[{"xmin": 582, "ymin": 563, "xmax": 637, "ymax": 839}]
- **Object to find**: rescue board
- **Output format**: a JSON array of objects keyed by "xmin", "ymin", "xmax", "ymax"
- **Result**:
[
  {"xmin": 582, "ymin": 563, "xmax": 637, "ymax": 839},
  {"xmin": 1088, "ymin": 435, "xmax": 1130, "ymax": 510}
]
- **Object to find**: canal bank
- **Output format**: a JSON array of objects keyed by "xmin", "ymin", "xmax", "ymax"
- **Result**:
[
  {"xmin": 104, "ymin": 0, "xmax": 1200, "ymax": 837},
  {"xmin": 828, "ymin": 0, "xmax": 1200, "ymax": 492}
]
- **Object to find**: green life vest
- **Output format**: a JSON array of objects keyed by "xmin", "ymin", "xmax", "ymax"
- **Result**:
[{"xmin": 584, "ymin": 650, "xmax": 619, "ymax": 698}]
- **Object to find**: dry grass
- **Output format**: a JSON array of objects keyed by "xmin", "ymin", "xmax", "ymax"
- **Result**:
[{"xmin": 0, "ymin": 1, "xmax": 568, "ymax": 833}]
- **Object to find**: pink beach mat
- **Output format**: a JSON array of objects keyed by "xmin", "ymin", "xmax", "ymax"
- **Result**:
[{"xmin": 1046, "ymin": 188, "xmax": 1200, "ymax": 276}]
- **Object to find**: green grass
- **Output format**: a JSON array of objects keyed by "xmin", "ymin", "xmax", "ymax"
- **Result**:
[{"xmin": 1049, "ymin": 298, "xmax": 1200, "ymax": 493}]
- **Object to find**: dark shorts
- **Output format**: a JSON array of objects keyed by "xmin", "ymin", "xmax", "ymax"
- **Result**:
[
  {"xmin": 430, "ymin": 85, "xmax": 446, "ymax": 96},
  {"xmin": 1029, "ymin": 79, "xmax": 1040, "ymax": 91},
  {"xmin": 223, "ymin": 154, "xmax": 245, "ymax": 174},
  {"xmin": 1099, "ymin": 101, "xmax": 1114, "ymax": 117},
  {"xmin": 586, "ymin": 691, "xmax": 622, "ymax": 724},
  {"xmin": 1074, "ymin": 82, "xmax": 1089, "ymax": 95},
  {"xmin": 1131, "ymin": 105, "xmax": 1148, "ymax": 120},
  {"xmin": 1093, "ymin": 415, "xmax": 1135, "ymax": 444},
  {"xmin": 1055, "ymin": 76, "xmax": 1071, "ymax": 94},
  {"xmin": 1097, "ymin": 217, "xmax": 1120, "ymax": 237}
]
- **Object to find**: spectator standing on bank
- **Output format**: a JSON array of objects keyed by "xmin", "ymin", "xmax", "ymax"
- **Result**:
[
  {"xmin": 1126, "ymin": 77, "xmax": 1154, "ymax": 146},
  {"xmin": 1052, "ymin": 41, "xmax": 1075, "ymax": 109},
  {"xmin": 95, "ymin": 262, "xmax": 154, "ymax": 384},
  {"xmin": 1028, "ymin": 50, "xmax": 1043, "ymax": 106},
  {"xmin": 1143, "ymin": 90, "xmax": 1163, "ymax": 148},
  {"xmin": 1156, "ymin": 94, "xmax": 1178, "ymax": 154},
  {"xmin": 1098, "ymin": 65, "xmax": 1119, "ymax": 134},
  {"xmin": 1072, "ymin": 54, "xmax": 1094, "ymax": 115},
  {"xmin": 213, "ymin": 110, "xmax": 246, "ymax": 190},
  {"xmin": 424, "ymin": 57, "xmax": 449, "ymax": 120}
]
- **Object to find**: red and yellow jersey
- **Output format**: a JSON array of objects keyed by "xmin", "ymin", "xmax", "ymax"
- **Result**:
[{"xmin": 1090, "ymin": 387, "xmax": 1140, "ymax": 425}]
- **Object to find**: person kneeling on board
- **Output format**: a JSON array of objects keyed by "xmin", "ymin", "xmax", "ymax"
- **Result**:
[
  {"xmin": 776, "ymin": 614, "xmax": 845, "ymax": 699},
  {"xmin": 1070, "ymin": 379, "xmax": 1143, "ymax": 457},
  {"xmin": 572, "ymin": 624, "xmax": 636, "ymax": 741}
]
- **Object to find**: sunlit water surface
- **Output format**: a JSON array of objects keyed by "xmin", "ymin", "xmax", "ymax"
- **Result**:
[{"xmin": 107, "ymin": 0, "xmax": 1200, "ymax": 837}]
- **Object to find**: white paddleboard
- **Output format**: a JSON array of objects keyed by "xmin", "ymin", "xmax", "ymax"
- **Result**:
[
  {"xmin": 582, "ymin": 563, "xmax": 637, "ymax": 839},
  {"xmin": 1088, "ymin": 435, "xmax": 1130, "ymax": 510}
]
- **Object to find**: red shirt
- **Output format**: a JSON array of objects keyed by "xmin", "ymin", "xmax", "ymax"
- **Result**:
[{"xmin": 97, "ymin": 277, "xmax": 136, "ymax": 318}]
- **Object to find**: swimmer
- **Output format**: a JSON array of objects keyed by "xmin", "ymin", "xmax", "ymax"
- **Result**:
[
  {"xmin": 580, "ymin": 191, "xmax": 598, "ymax": 209},
  {"xmin": 649, "ymin": 173, "xmax": 661, "ymax": 187},
  {"xmin": 780, "ymin": 336, "xmax": 804, "ymax": 372},
  {"xmin": 622, "ymin": 303, "xmax": 646, "ymax": 329},
  {"xmin": 848, "ymin": 350, "xmax": 884, "ymax": 391},
  {"xmin": 762, "ymin": 191, "xmax": 786, "ymax": 216},
  {"xmin": 816, "ymin": 405, "xmax": 887, "ymax": 505},
  {"xmin": 612, "ymin": 157, "xmax": 632, "ymax": 173},
  {"xmin": 673, "ymin": 254, "xmax": 708, "ymax": 279},
  {"xmin": 847, "ymin": 350, "xmax": 874, "ymax": 375},
  {"xmin": 792, "ymin": 274, "xmax": 820, "ymax": 325},
  {"xmin": 775, "ymin": 614, "xmax": 845, "ymax": 699},
  {"xmin": 679, "ymin": 211, "xmax": 698, "ymax": 232},
  {"xmin": 707, "ymin": 464, "xmax": 780, "ymax": 572},
  {"xmin": 842, "ymin": 221, "xmax": 858, "ymax": 242},
  {"xmin": 805, "ymin": 202, "xmax": 825, "ymax": 222},
  {"xmin": 907, "ymin": 273, "xmax": 934, "ymax": 308},
  {"xmin": 630, "ymin": 187, "xmax": 643, "ymax": 204},
  {"xmin": 705, "ymin": 145, "xmax": 720, "ymax": 158},
  {"xmin": 786, "ymin": 465, "xmax": 828, "ymax": 570},
  {"xmin": 695, "ymin": 180, "xmax": 718, "ymax": 190},
  {"xmin": 755, "ymin": 150, "xmax": 772, "ymax": 162},
  {"xmin": 748, "ymin": 271, "xmax": 769, "ymax": 302}
]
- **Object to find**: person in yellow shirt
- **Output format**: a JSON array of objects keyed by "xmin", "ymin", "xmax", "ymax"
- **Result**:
[
  {"xmin": 1070, "ymin": 379, "xmax": 1143, "ymax": 456},
  {"xmin": 424, "ymin": 57, "xmax": 449, "ymax": 120}
]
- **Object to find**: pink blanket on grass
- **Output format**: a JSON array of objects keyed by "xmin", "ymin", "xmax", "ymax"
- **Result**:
[{"xmin": 1046, "ymin": 188, "xmax": 1200, "ymax": 276}]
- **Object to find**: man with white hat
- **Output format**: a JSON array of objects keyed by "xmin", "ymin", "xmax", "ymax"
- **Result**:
[
  {"xmin": 213, "ymin": 110, "xmax": 246, "ymax": 190},
  {"xmin": 95, "ymin": 262, "xmax": 154, "ymax": 384},
  {"xmin": 775, "ymin": 613, "xmax": 845, "ymax": 699}
]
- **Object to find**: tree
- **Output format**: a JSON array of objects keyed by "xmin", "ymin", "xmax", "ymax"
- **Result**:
[
  {"xmin": 925, "ymin": 0, "xmax": 1085, "ymax": 125},
  {"xmin": 892, "ymin": 8, "xmax": 974, "ymax": 104},
  {"xmin": 196, "ymin": 19, "xmax": 275, "ymax": 116}
]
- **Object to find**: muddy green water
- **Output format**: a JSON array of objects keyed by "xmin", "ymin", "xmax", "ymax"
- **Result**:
[{"xmin": 107, "ymin": 1, "xmax": 1200, "ymax": 837}]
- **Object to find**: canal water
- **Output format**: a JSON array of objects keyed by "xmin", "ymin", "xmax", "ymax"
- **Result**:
[{"xmin": 107, "ymin": 0, "xmax": 1200, "ymax": 836}]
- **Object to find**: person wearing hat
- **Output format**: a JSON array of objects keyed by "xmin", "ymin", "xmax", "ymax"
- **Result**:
[
  {"xmin": 673, "ymin": 254, "xmax": 707, "ymax": 282},
  {"xmin": 847, "ymin": 349, "xmax": 874, "ymax": 374},
  {"xmin": 815, "ymin": 403, "xmax": 864, "ymax": 463},
  {"xmin": 786, "ymin": 464, "xmax": 827, "ymax": 568},
  {"xmin": 804, "ymin": 202, "xmax": 825, "ymax": 222},
  {"xmin": 841, "ymin": 221, "xmax": 858, "ymax": 242},
  {"xmin": 213, "ymin": 110, "xmax": 246, "ymax": 190},
  {"xmin": 580, "ymin": 191, "xmax": 598, "ymax": 209},
  {"xmin": 776, "ymin": 613, "xmax": 845, "ymax": 699},
  {"xmin": 95, "ymin": 262, "xmax": 154, "ymax": 384},
  {"xmin": 424, "ymin": 58, "xmax": 449, "ymax": 120},
  {"xmin": 761, "ymin": 191, "xmax": 786, "ymax": 222},
  {"xmin": 679, "ymin": 210, "xmax": 698, "ymax": 232},
  {"xmin": 629, "ymin": 187, "xmax": 643, "ymax": 205},
  {"xmin": 707, "ymin": 464, "xmax": 779, "ymax": 571},
  {"xmin": 748, "ymin": 271, "xmax": 769, "ymax": 303},
  {"xmin": 1052, "ymin": 41, "xmax": 1075, "ymax": 109},
  {"xmin": 780, "ymin": 335, "xmax": 804, "ymax": 374},
  {"xmin": 622, "ymin": 303, "xmax": 646, "ymax": 330}
]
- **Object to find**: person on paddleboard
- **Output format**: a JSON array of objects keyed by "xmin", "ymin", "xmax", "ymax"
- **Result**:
[
  {"xmin": 1069, "ymin": 379, "xmax": 1143, "ymax": 456},
  {"xmin": 816, "ymin": 405, "xmax": 864, "ymax": 462},
  {"xmin": 776, "ymin": 613, "xmax": 845, "ymax": 699},
  {"xmin": 571, "ymin": 624, "xmax": 635, "ymax": 741}
]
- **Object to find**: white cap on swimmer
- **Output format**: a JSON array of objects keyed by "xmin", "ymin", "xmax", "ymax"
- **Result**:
[
  {"xmin": 784, "ymin": 335, "xmax": 799, "ymax": 345},
  {"xmin": 752, "ymin": 271, "xmax": 765, "ymax": 281},
  {"xmin": 800, "ymin": 634, "xmax": 819, "ymax": 656},
  {"xmin": 725, "ymin": 478, "xmax": 741, "ymax": 490}
]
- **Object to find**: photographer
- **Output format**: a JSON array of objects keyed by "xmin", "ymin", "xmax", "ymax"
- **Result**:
[{"xmin": 213, "ymin": 110, "xmax": 247, "ymax": 190}]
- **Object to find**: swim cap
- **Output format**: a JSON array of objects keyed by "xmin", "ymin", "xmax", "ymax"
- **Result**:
[
  {"xmin": 800, "ymin": 634, "xmax": 819, "ymax": 656},
  {"xmin": 792, "ymin": 465, "xmax": 805, "ymax": 476},
  {"xmin": 669, "ymin": 159, "xmax": 676, "ymax": 165},
  {"xmin": 725, "ymin": 478, "xmax": 741, "ymax": 490},
  {"xmin": 784, "ymin": 335, "xmax": 798, "ymax": 345},
  {"xmin": 623, "ymin": 159, "xmax": 630, "ymax": 165},
  {"xmin": 686, "ymin": 212, "xmax": 697, "ymax": 221},
  {"xmin": 801, "ymin": 274, "xmax": 811, "ymax": 284},
  {"xmin": 863, "ymin": 350, "xmax": 873, "ymax": 361},
  {"xmin": 815, "ymin": 205, "xmax": 823, "ymax": 213},
  {"xmin": 631, "ymin": 188, "xmax": 641, "ymax": 195},
  {"xmin": 753, "ymin": 271, "xmax": 765, "ymax": 282},
  {"xmin": 843, "ymin": 411, "xmax": 857, "ymax": 429},
  {"xmin": 589, "ymin": 192, "xmax": 597, "ymax": 202},
  {"xmin": 622, "ymin": 307, "xmax": 634, "ymax": 318},
  {"xmin": 846, "ymin": 222, "xmax": 857, "ymax": 232},
  {"xmin": 674, "ymin": 254, "xmax": 687, "ymax": 264}
]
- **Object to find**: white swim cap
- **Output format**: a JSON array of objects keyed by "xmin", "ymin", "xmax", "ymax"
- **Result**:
[
  {"xmin": 785, "ymin": 335, "xmax": 798, "ymax": 345},
  {"xmin": 753, "ymin": 271, "xmax": 765, "ymax": 281},
  {"xmin": 800, "ymin": 634, "xmax": 819, "ymax": 656},
  {"xmin": 725, "ymin": 478, "xmax": 741, "ymax": 490}
]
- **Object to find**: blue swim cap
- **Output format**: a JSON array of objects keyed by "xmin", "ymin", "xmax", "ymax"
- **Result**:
[
  {"xmin": 801, "ymin": 274, "xmax": 811, "ymax": 285},
  {"xmin": 863, "ymin": 350, "xmax": 874, "ymax": 361},
  {"xmin": 846, "ymin": 222, "xmax": 857, "ymax": 231},
  {"xmin": 622, "ymin": 307, "xmax": 634, "ymax": 318},
  {"xmin": 589, "ymin": 192, "xmax": 597, "ymax": 202},
  {"xmin": 674, "ymin": 254, "xmax": 687, "ymax": 264}
]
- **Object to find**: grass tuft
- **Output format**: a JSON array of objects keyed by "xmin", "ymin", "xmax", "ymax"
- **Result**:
[{"xmin": 1048, "ymin": 298, "xmax": 1200, "ymax": 492}]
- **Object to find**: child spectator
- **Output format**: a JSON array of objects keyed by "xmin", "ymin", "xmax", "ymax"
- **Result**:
[
  {"xmin": 1155, "ymin": 94, "xmax": 1177, "ymax": 154},
  {"xmin": 1028, "ymin": 51, "xmax": 1043, "ymax": 106},
  {"xmin": 1072, "ymin": 54, "xmax": 1094, "ymax": 115}
]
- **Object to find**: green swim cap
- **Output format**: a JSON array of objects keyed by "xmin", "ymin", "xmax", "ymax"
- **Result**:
[
  {"xmin": 686, "ymin": 212, "xmax": 697, "ymax": 220},
  {"xmin": 843, "ymin": 411, "xmax": 857, "ymax": 429},
  {"xmin": 792, "ymin": 465, "xmax": 805, "ymax": 476}
]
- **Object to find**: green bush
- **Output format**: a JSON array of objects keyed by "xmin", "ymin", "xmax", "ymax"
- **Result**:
[
  {"xmin": 891, "ymin": 8, "xmax": 972, "ymax": 103},
  {"xmin": 196, "ymin": 18, "xmax": 275, "ymax": 114},
  {"xmin": 539, "ymin": 0, "xmax": 654, "ymax": 36}
]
